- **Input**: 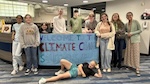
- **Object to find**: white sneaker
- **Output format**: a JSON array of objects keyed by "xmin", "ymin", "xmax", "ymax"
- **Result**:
[
  {"xmin": 19, "ymin": 66, "xmax": 24, "ymax": 71},
  {"xmin": 31, "ymin": 66, "xmax": 34, "ymax": 72},
  {"xmin": 107, "ymin": 68, "xmax": 111, "ymax": 72},
  {"xmin": 39, "ymin": 77, "xmax": 46, "ymax": 84},
  {"xmin": 11, "ymin": 70, "xmax": 18, "ymax": 75},
  {"xmin": 33, "ymin": 68, "xmax": 38, "ymax": 75},
  {"xmin": 103, "ymin": 69, "xmax": 106, "ymax": 72},
  {"xmin": 55, "ymin": 70, "xmax": 65, "ymax": 75}
]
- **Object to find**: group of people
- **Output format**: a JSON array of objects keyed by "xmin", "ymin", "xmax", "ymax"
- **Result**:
[
  {"xmin": 11, "ymin": 14, "xmax": 40, "ymax": 75},
  {"xmin": 10, "ymin": 8, "xmax": 142, "ymax": 84}
]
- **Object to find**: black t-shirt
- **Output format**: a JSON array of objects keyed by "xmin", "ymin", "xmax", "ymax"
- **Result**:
[{"xmin": 82, "ymin": 62, "xmax": 97, "ymax": 77}]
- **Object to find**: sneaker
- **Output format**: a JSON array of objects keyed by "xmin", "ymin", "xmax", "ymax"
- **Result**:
[
  {"xmin": 19, "ymin": 66, "xmax": 24, "ymax": 71},
  {"xmin": 136, "ymin": 70, "xmax": 141, "ymax": 77},
  {"xmin": 103, "ymin": 69, "xmax": 106, "ymax": 72},
  {"xmin": 107, "ymin": 68, "xmax": 111, "ymax": 72},
  {"xmin": 11, "ymin": 70, "xmax": 18, "ymax": 75},
  {"xmin": 31, "ymin": 66, "xmax": 34, "ymax": 72},
  {"xmin": 25, "ymin": 69, "xmax": 31, "ymax": 76},
  {"xmin": 39, "ymin": 77, "xmax": 46, "ymax": 84},
  {"xmin": 55, "ymin": 70, "xmax": 65, "ymax": 75},
  {"xmin": 33, "ymin": 68, "xmax": 38, "ymax": 75}
]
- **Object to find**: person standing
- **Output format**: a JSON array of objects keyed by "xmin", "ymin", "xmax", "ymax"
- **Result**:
[
  {"xmin": 111, "ymin": 13, "xmax": 126, "ymax": 69},
  {"xmin": 19, "ymin": 14, "xmax": 40, "ymax": 75},
  {"xmin": 11, "ymin": 15, "xmax": 24, "ymax": 75},
  {"xmin": 124, "ymin": 12, "xmax": 142, "ymax": 76},
  {"xmin": 52, "ymin": 9, "xmax": 66, "ymax": 34},
  {"xmin": 70, "ymin": 10, "xmax": 84, "ymax": 33},
  {"xmin": 95, "ymin": 13, "xmax": 115, "ymax": 72},
  {"xmin": 84, "ymin": 12, "xmax": 97, "ymax": 33}
]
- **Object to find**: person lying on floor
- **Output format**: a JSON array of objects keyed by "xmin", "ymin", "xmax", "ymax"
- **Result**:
[{"xmin": 39, "ymin": 59, "xmax": 102, "ymax": 84}]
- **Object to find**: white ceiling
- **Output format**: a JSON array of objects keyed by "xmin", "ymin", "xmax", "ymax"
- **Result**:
[{"xmin": 19, "ymin": 0, "xmax": 114, "ymax": 7}]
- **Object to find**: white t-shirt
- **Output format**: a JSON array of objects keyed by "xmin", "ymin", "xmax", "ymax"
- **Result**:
[
  {"xmin": 52, "ymin": 16, "xmax": 66, "ymax": 33},
  {"xmin": 12, "ymin": 22, "xmax": 24, "ymax": 41}
]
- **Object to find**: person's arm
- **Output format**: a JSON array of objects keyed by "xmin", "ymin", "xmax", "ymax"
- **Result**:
[
  {"xmin": 83, "ymin": 16, "xmax": 89, "ymax": 21},
  {"xmin": 69, "ymin": 19, "xmax": 73, "ymax": 32},
  {"xmin": 94, "ymin": 22, "xmax": 101, "ymax": 37},
  {"xmin": 78, "ymin": 64, "xmax": 86, "ymax": 77},
  {"xmin": 94, "ymin": 68, "xmax": 102, "ymax": 78},
  {"xmin": 35, "ymin": 25, "xmax": 40, "ymax": 47},
  {"xmin": 93, "ymin": 64, "xmax": 102, "ymax": 78},
  {"xmin": 84, "ymin": 20, "xmax": 89, "ymax": 33},
  {"xmin": 100, "ymin": 22, "xmax": 116, "ymax": 38},
  {"xmin": 19, "ymin": 26, "xmax": 26, "ymax": 48},
  {"xmin": 11, "ymin": 25, "xmax": 15, "ymax": 40},
  {"xmin": 12, "ymin": 31, "xmax": 15, "ymax": 40},
  {"xmin": 52, "ymin": 17, "xmax": 59, "ymax": 33},
  {"xmin": 83, "ymin": 11, "xmax": 94, "ymax": 21},
  {"xmin": 117, "ymin": 22, "xmax": 126, "ymax": 38},
  {"xmin": 63, "ymin": 19, "xmax": 66, "ymax": 32},
  {"xmin": 130, "ymin": 20, "xmax": 142, "ymax": 36}
]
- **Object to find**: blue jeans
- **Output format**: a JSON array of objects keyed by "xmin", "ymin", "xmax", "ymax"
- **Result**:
[
  {"xmin": 100, "ymin": 39, "xmax": 112, "ymax": 69},
  {"xmin": 24, "ymin": 47, "xmax": 38, "ymax": 69},
  {"xmin": 114, "ymin": 39, "xmax": 125, "ymax": 67}
]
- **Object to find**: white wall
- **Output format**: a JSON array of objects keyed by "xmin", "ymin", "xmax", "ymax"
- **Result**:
[
  {"xmin": 33, "ymin": 9, "xmax": 67, "ymax": 23},
  {"xmin": 106, "ymin": 0, "xmax": 150, "ymax": 54}
]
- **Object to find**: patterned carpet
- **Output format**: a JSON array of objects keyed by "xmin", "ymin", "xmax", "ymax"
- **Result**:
[{"xmin": 0, "ymin": 55, "xmax": 150, "ymax": 84}]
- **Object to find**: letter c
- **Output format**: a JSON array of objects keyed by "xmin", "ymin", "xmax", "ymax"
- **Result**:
[{"xmin": 79, "ymin": 42, "xmax": 84, "ymax": 51}]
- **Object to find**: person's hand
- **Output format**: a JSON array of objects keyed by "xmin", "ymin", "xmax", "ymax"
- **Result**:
[
  {"xmin": 95, "ymin": 64, "xmax": 99, "ymax": 69},
  {"xmin": 12, "ymin": 36, "xmax": 14, "ymax": 41},
  {"xmin": 88, "ymin": 30, "xmax": 93, "ymax": 33},
  {"xmin": 127, "ymin": 33, "xmax": 132, "ymax": 37},
  {"xmin": 82, "ymin": 73, "xmax": 86, "ymax": 78},
  {"xmin": 98, "ymin": 34, "xmax": 101, "ymax": 38}
]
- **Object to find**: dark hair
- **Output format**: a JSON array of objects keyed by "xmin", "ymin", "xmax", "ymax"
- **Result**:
[
  {"xmin": 39, "ymin": 23, "xmax": 49, "ymax": 33},
  {"xmin": 111, "ymin": 13, "xmax": 124, "ymax": 29},
  {"xmin": 16, "ymin": 15, "xmax": 23, "ymax": 20},
  {"xmin": 74, "ymin": 10, "xmax": 79, "ymax": 13},
  {"xmin": 41, "ymin": 23, "xmax": 48, "ymax": 28},
  {"xmin": 24, "ymin": 14, "xmax": 32, "ymax": 18},
  {"xmin": 100, "ymin": 12, "xmax": 111, "ymax": 30},
  {"xmin": 126, "ymin": 12, "xmax": 133, "ymax": 16}
]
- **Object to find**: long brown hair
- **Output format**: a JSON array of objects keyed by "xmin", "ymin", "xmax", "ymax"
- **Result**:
[
  {"xmin": 111, "ymin": 13, "xmax": 124, "ymax": 29},
  {"xmin": 100, "ymin": 12, "xmax": 112, "ymax": 31}
]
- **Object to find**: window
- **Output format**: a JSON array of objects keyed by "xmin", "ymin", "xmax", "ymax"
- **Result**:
[{"xmin": 0, "ymin": 0, "xmax": 34, "ymax": 17}]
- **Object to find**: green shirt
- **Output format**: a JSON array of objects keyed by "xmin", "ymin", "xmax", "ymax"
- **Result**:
[
  {"xmin": 70, "ymin": 17, "xmax": 83, "ymax": 33},
  {"xmin": 126, "ymin": 20, "xmax": 142, "ymax": 43}
]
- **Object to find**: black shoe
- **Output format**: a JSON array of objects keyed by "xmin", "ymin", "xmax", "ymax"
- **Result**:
[
  {"xmin": 117, "ymin": 64, "xmax": 122, "ymax": 69},
  {"xmin": 113, "ymin": 63, "xmax": 117, "ymax": 68},
  {"xmin": 25, "ymin": 69, "xmax": 31, "ymax": 76}
]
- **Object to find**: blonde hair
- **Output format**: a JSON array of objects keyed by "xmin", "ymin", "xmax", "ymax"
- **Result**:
[{"xmin": 91, "ymin": 60, "xmax": 98, "ymax": 66}]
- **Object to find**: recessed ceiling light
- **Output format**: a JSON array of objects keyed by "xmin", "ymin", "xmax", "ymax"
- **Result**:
[
  {"xmin": 42, "ymin": 0, "xmax": 48, "ymax": 3},
  {"xmin": 83, "ymin": 0, "xmax": 88, "ymax": 3},
  {"xmin": 64, "ymin": 3, "xmax": 68, "ymax": 6}
]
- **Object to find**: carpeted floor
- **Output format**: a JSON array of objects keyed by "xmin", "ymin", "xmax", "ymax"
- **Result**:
[{"xmin": 0, "ymin": 55, "xmax": 150, "ymax": 84}]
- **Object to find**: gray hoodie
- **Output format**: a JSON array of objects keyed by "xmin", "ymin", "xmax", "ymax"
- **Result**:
[{"xmin": 19, "ymin": 23, "xmax": 40, "ymax": 48}]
